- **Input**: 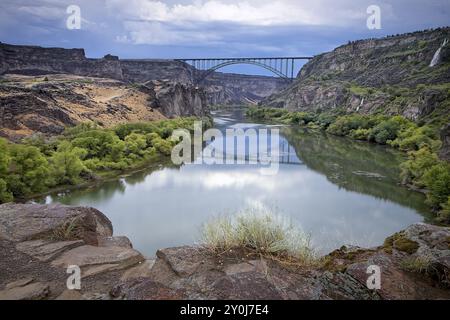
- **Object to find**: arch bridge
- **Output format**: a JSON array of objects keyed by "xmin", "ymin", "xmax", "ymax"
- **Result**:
[{"xmin": 175, "ymin": 56, "xmax": 313, "ymax": 84}]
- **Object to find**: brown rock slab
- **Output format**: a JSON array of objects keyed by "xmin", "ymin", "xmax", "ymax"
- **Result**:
[
  {"xmin": 0, "ymin": 282, "xmax": 50, "ymax": 300},
  {"xmin": 111, "ymin": 277, "xmax": 185, "ymax": 300},
  {"xmin": 16, "ymin": 239, "xmax": 84, "ymax": 261},
  {"xmin": 211, "ymin": 272, "xmax": 283, "ymax": 300},
  {"xmin": 0, "ymin": 203, "xmax": 112, "ymax": 245},
  {"xmin": 224, "ymin": 259, "xmax": 268, "ymax": 276},
  {"xmin": 156, "ymin": 246, "xmax": 206, "ymax": 277},
  {"xmin": 121, "ymin": 260, "xmax": 155, "ymax": 281},
  {"xmin": 5, "ymin": 277, "xmax": 34, "ymax": 290},
  {"xmin": 51, "ymin": 245, "xmax": 144, "ymax": 277},
  {"xmin": 98, "ymin": 236, "xmax": 132, "ymax": 248},
  {"xmin": 56, "ymin": 289, "xmax": 84, "ymax": 300}
]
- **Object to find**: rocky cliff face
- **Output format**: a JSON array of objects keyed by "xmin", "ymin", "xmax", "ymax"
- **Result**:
[
  {"xmin": 143, "ymin": 80, "xmax": 209, "ymax": 118},
  {"xmin": 262, "ymin": 28, "xmax": 450, "ymax": 124},
  {"xmin": 202, "ymin": 72, "xmax": 289, "ymax": 105},
  {"xmin": 0, "ymin": 74, "xmax": 207, "ymax": 140},
  {"xmin": 0, "ymin": 203, "xmax": 449, "ymax": 300},
  {"xmin": 0, "ymin": 43, "xmax": 124, "ymax": 80},
  {"xmin": 0, "ymin": 43, "xmax": 190, "ymax": 83}
]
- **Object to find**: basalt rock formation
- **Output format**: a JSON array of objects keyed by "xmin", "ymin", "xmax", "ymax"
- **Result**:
[
  {"xmin": 0, "ymin": 203, "xmax": 449, "ymax": 300},
  {"xmin": 262, "ymin": 28, "xmax": 450, "ymax": 124}
]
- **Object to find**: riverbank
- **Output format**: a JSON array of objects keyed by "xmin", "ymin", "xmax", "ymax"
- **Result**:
[
  {"xmin": 0, "ymin": 203, "xmax": 449, "ymax": 300},
  {"xmin": 0, "ymin": 117, "xmax": 212, "ymax": 204},
  {"xmin": 246, "ymin": 107, "xmax": 450, "ymax": 223}
]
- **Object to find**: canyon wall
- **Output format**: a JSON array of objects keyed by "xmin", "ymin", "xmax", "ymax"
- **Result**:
[
  {"xmin": 202, "ymin": 72, "xmax": 289, "ymax": 105},
  {"xmin": 262, "ymin": 28, "xmax": 450, "ymax": 124},
  {"xmin": 0, "ymin": 42, "xmax": 286, "ymax": 105}
]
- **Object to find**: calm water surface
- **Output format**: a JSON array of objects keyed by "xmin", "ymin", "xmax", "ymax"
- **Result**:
[{"xmin": 43, "ymin": 108, "xmax": 432, "ymax": 255}]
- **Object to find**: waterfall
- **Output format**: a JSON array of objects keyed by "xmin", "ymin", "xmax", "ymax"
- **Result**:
[
  {"xmin": 429, "ymin": 39, "xmax": 448, "ymax": 67},
  {"xmin": 356, "ymin": 98, "xmax": 364, "ymax": 112}
]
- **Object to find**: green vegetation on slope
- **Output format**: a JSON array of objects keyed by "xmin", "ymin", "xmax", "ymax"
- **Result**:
[
  {"xmin": 247, "ymin": 107, "xmax": 450, "ymax": 221},
  {"xmin": 0, "ymin": 117, "xmax": 212, "ymax": 203}
]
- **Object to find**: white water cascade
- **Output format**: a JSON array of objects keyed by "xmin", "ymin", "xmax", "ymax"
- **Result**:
[{"xmin": 429, "ymin": 39, "xmax": 448, "ymax": 67}]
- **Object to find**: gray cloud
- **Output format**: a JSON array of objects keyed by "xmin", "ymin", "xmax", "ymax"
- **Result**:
[{"xmin": 0, "ymin": 0, "xmax": 448, "ymax": 76}]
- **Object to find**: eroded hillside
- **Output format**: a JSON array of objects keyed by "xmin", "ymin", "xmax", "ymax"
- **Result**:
[{"xmin": 0, "ymin": 74, "xmax": 208, "ymax": 140}]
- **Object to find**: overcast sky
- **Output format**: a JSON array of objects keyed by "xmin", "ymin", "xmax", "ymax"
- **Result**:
[{"xmin": 1, "ymin": 0, "xmax": 449, "ymax": 75}]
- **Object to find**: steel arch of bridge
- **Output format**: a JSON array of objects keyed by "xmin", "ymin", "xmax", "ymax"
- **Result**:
[{"xmin": 175, "ymin": 57, "xmax": 313, "ymax": 84}]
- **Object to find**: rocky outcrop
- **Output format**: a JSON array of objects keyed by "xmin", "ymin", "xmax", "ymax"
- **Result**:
[
  {"xmin": 0, "ymin": 43, "xmax": 189, "ymax": 83},
  {"xmin": 0, "ymin": 43, "xmax": 124, "ymax": 80},
  {"xmin": 0, "ymin": 74, "xmax": 208, "ymax": 140},
  {"xmin": 144, "ymin": 80, "xmax": 209, "ymax": 118},
  {"xmin": 113, "ymin": 223, "xmax": 450, "ymax": 300},
  {"xmin": 262, "ymin": 28, "xmax": 450, "ymax": 123},
  {"xmin": 0, "ymin": 203, "xmax": 112, "ymax": 244},
  {"xmin": 120, "ymin": 60, "xmax": 193, "ymax": 84},
  {"xmin": 0, "ymin": 204, "xmax": 449, "ymax": 300},
  {"xmin": 0, "ymin": 203, "xmax": 147, "ymax": 300}
]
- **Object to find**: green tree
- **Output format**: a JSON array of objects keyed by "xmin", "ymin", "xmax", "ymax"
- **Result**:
[
  {"xmin": 125, "ymin": 133, "xmax": 147, "ymax": 156},
  {"xmin": 7, "ymin": 144, "xmax": 50, "ymax": 197},
  {"xmin": 438, "ymin": 196, "xmax": 450, "ymax": 222},
  {"xmin": 400, "ymin": 147, "xmax": 439, "ymax": 186},
  {"xmin": 0, "ymin": 138, "xmax": 13, "ymax": 203},
  {"xmin": 421, "ymin": 163, "xmax": 450, "ymax": 210},
  {"xmin": 71, "ymin": 130, "xmax": 125, "ymax": 162},
  {"xmin": 50, "ymin": 141, "xmax": 87, "ymax": 185},
  {"xmin": 369, "ymin": 116, "xmax": 413, "ymax": 144}
]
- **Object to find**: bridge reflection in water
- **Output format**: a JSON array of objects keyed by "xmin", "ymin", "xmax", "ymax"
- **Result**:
[
  {"xmin": 197, "ymin": 133, "xmax": 304, "ymax": 166},
  {"xmin": 176, "ymin": 56, "xmax": 313, "ymax": 84}
]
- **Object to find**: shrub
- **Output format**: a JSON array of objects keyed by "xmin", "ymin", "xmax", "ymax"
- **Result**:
[
  {"xmin": 438, "ymin": 197, "xmax": 450, "ymax": 222},
  {"xmin": 124, "ymin": 133, "xmax": 147, "ymax": 156},
  {"xmin": 201, "ymin": 209, "xmax": 317, "ymax": 264},
  {"xmin": 349, "ymin": 128, "xmax": 371, "ymax": 140},
  {"xmin": 152, "ymin": 136, "xmax": 173, "ymax": 156},
  {"xmin": 368, "ymin": 116, "xmax": 413, "ymax": 144},
  {"xmin": 421, "ymin": 162, "xmax": 450, "ymax": 210},
  {"xmin": 6, "ymin": 144, "xmax": 51, "ymax": 197},
  {"xmin": 389, "ymin": 125, "xmax": 439, "ymax": 151},
  {"xmin": 315, "ymin": 113, "xmax": 337, "ymax": 129},
  {"xmin": 400, "ymin": 147, "xmax": 440, "ymax": 186},
  {"xmin": 50, "ymin": 141, "xmax": 87, "ymax": 185},
  {"xmin": 327, "ymin": 115, "xmax": 369, "ymax": 136},
  {"xmin": 0, "ymin": 178, "xmax": 12, "ymax": 203},
  {"xmin": 290, "ymin": 112, "xmax": 315, "ymax": 125},
  {"xmin": 0, "ymin": 138, "xmax": 10, "ymax": 175},
  {"xmin": 71, "ymin": 129, "xmax": 125, "ymax": 162}
]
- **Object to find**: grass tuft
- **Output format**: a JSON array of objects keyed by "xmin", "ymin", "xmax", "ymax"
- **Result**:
[
  {"xmin": 200, "ymin": 208, "xmax": 318, "ymax": 266},
  {"xmin": 400, "ymin": 256, "xmax": 432, "ymax": 274},
  {"xmin": 51, "ymin": 217, "xmax": 82, "ymax": 241}
]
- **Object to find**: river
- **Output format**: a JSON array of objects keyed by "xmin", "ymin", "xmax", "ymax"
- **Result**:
[{"xmin": 42, "ymin": 108, "xmax": 432, "ymax": 255}]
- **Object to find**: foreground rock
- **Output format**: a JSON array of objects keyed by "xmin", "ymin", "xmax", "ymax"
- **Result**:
[
  {"xmin": 113, "ymin": 225, "xmax": 450, "ymax": 300},
  {"xmin": 0, "ymin": 203, "xmax": 144, "ymax": 299},
  {"xmin": 1, "ymin": 204, "xmax": 449, "ymax": 300}
]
